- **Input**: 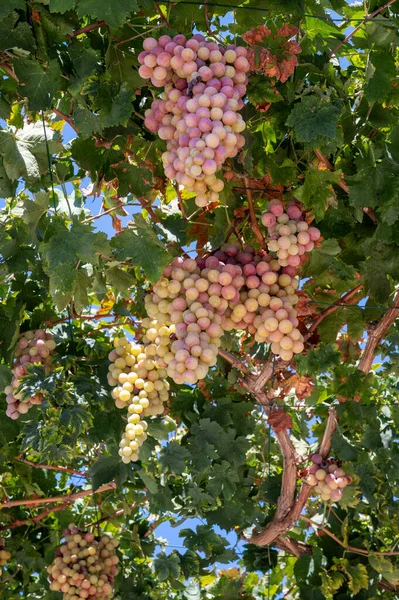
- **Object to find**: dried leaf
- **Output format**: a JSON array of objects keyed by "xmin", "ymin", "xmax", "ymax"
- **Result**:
[{"xmin": 268, "ymin": 409, "xmax": 293, "ymax": 432}]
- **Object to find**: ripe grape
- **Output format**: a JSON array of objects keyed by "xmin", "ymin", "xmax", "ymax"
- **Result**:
[
  {"xmin": 138, "ymin": 34, "xmax": 249, "ymax": 207},
  {"xmin": 0, "ymin": 543, "xmax": 11, "ymax": 567},
  {"xmin": 4, "ymin": 330, "xmax": 56, "ymax": 420},
  {"xmin": 48, "ymin": 524, "xmax": 119, "ymax": 599}
]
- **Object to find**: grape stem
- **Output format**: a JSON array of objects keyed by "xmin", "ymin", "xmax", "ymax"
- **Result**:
[
  {"xmin": 244, "ymin": 178, "xmax": 266, "ymax": 248},
  {"xmin": 0, "ymin": 482, "xmax": 116, "ymax": 509}
]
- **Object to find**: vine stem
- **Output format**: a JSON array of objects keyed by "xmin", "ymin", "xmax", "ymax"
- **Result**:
[
  {"xmin": 69, "ymin": 20, "xmax": 107, "ymax": 38},
  {"xmin": 53, "ymin": 108, "xmax": 79, "ymax": 134},
  {"xmin": 247, "ymin": 407, "xmax": 337, "ymax": 546},
  {"xmin": 0, "ymin": 63, "xmax": 19, "ymax": 82},
  {"xmin": 358, "ymin": 290, "xmax": 399, "ymax": 373},
  {"xmin": 301, "ymin": 516, "xmax": 399, "ymax": 557},
  {"xmin": 87, "ymin": 502, "xmax": 141, "ymax": 528},
  {"xmin": 14, "ymin": 456, "xmax": 88, "ymax": 478},
  {"xmin": 328, "ymin": 0, "xmax": 398, "ymax": 58},
  {"xmin": 0, "ymin": 482, "xmax": 116, "ymax": 509},
  {"xmin": 244, "ymin": 178, "xmax": 265, "ymax": 248},
  {"xmin": 304, "ymin": 284, "xmax": 364, "ymax": 341}
]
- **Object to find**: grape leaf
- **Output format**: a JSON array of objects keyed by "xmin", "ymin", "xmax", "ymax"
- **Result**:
[
  {"xmin": 286, "ymin": 96, "xmax": 341, "ymax": 143},
  {"xmin": 49, "ymin": 0, "xmax": 76, "ymax": 12},
  {"xmin": 73, "ymin": 105, "xmax": 103, "ymax": 138},
  {"xmin": 111, "ymin": 215, "xmax": 173, "ymax": 284},
  {"xmin": 21, "ymin": 192, "xmax": 49, "ymax": 232},
  {"xmin": 0, "ymin": 13, "xmax": 35, "ymax": 52},
  {"xmin": 293, "ymin": 168, "xmax": 341, "ymax": 221},
  {"xmin": 159, "ymin": 441, "xmax": 190, "ymax": 473},
  {"xmin": 90, "ymin": 455, "xmax": 134, "ymax": 490},
  {"xmin": 14, "ymin": 59, "xmax": 62, "ymax": 111},
  {"xmin": 77, "ymin": 0, "xmax": 138, "ymax": 29},
  {"xmin": 0, "ymin": 0, "xmax": 25, "ymax": 19},
  {"xmin": 154, "ymin": 552, "xmax": 181, "ymax": 581}
]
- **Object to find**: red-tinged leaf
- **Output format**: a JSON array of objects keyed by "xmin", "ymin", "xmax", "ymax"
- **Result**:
[{"xmin": 268, "ymin": 409, "xmax": 293, "ymax": 432}]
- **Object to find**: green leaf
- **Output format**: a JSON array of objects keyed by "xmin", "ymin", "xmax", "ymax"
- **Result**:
[
  {"xmin": 105, "ymin": 45, "xmax": 144, "ymax": 88},
  {"xmin": 60, "ymin": 406, "xmax": 92, "ymax": 434},
  {"xmin": 49, "ymin": 0, "xmax": 76, "ymax": 12},
  {"xmin": 331, "ymin": 431, "xmax": 357, "ymax": 460},
  {"xmin": 344, "ymin": 563, "xmax": 369, "ymax": 595},
  {"xmin": 113, "ymin": 162, "xmax": 153, "ymax": 197},
  {"xmin": 159, "ymin": 441, "xmax": 190, "ymax": 473},
  {"xmin": 77, "ymin": 0, "xmax": 138, "ymax": 29},
  {"xmin": 154, "ymin": 552, "xmax": 181, "ymax": 581},
  {"xmin": 369, "ymin": 554, "xmax": 399, "ymax": 587},
  {"xmin": 286, "ymin": 96, "xmax": 341, "ymax": 143},
  {"xmin": 21, "ymin": 192, "xmax": 49, "ymax": 232},
  {"xmin": 293, "ymin": 169, "xmax": 341, "ymax": 221},
  {"xmin": 0, "ymin": 159, "xmax": 15, "ymax": 198},
  {"xmin": 247, "ymin": 75, "xmax": 283, "ymax": 106},
  {"xmin": 302, "ymin": 239, "xmax": 341, "ymax": 277},
  {"xmin": 41, "ymin": 219, "xmax": 109, "ymax": 271},
  {"xmin": 111, "ymin": 215, "xmax": 173, "ymax": 284},
  {"xmin": 0, "ymin": 0, "xmax": 25, "ymax": 19},
  {"xmin": 90, "ymin": 455, "xmax": 133, "ymax": 490},
  {"xmin": 0, "ymin": 13, "xmax": 35, "ymax": 53},
  {"xmin": 73, "ymin": 105, "xmax": 103, "ymax": 138},
  {"xmin": 365, "ymin": 52, "xmax": 397, "ymax": 103},
  {"xmin": 14, "ymin": 59, "xmax": 62, "ymax": 111},
  {"xmin": 105, "ymin": 265, "xmax": 135, "ymax": 295},
  {"xmin": 99, "ymin": 83, "xmax": 134, "ymax": 128}
]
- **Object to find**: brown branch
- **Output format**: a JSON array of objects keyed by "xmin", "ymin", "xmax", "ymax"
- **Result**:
[
  {"xmin": 173, "ymin": 183, "xmax": 187, "ymax": 220},
  {"xmin": 69, "ymin": 20, "xmax": 107, "ymax": 38},
  {"xmin": 329, "ymin": 0, "xmax": 398, "ymax": 58},
  {"xmin": 154, "ymin": 2, "xmax": 170, "ymax": 27},
  {"xmin": 244, "ymin": 178, "xmax": 265, "ymax": 248},
  {"xmin": 53, "ymin": 108, "xmax": 79, "ymax": 134},
  {"xmin": 248, "ymin": 408, "xmax": 337, "ymax": 546},
  {"xmin": 302, "ymin": 516, "xmax": 399, "ymax": 557},
  {"xmin": 304, "ymin": 284, "xmax": 364, "ymax": 341},
  {"xmin": 15, "ymin": 456, "xmax": 88, "ymax": 478},
  {"xmin": 0, "ymin": 500, "xmax": 74, "ymax": 531},
  {"xmin": 0, "ymin": 62, "xmax": 19, "ymax": 82},
  {"xmin": 275, "ymin": 535, "xmax": 311, "ymax": 557},
  {"xmin": 82, "ymin": 205, "xmax": 128, "ymax": 224},
  {"xmin": 358, "ymin": 290, "xmax": 399, "ymax": 373},
  {"xmin": 0, "ymin": 482, "xmax": 116, "ymax": 509},
  {"xmin": 217, "ymin": 348, "xmax": 249, "ymax": 375}
]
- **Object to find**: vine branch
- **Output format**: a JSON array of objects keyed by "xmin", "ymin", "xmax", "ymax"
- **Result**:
[
  {"xmin": 53, "ymin": 108, "xmax": 79, "ymax": 134},
  {"xmin": 304, "ymin": 284, "xmax": 364, "ymax": 341},
  {"xmin": 69, "ymin": 20, "xmax": 107, "ymax": 38},
  {"xmin": 0, "ymin": 482, "xmax": 116, "ymax": 509},
  {"xmin": 244, "ymin": 178, "xmax": 265, "ymax": 248},
  {"xmin": 328, "ymin": 0, "xmax": 398, "ymax": 58},
  {"xmin": 14, "ymin": 456, "xmax": 88, "ymax": 478},
  {"xmin": 358, "ymin": 290, "xmax": 399, "ymax": 373}
]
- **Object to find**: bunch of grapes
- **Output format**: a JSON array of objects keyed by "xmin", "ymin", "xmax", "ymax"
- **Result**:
[
  {"xmin": 144, "ymin": 256, "xmax": 225, "ymax": 385},
  {"xmin": 47, "ymin": 525, "xmax": 118, "ymax": 599},
  {"xmin": 208, "ymin": 244, "xmax": 304, "ymax": 361},
  {"xmin": 138, "ymin": 34, "xmax": 249, "ymax": 207},
  {"xmin": 4, "ymin": 329, "xmax": 56, "ymax": 420},
  {"xmin": 119, "ymin": 413, "xmax": 148, "ymax": 464},
  {"xmin": 0, "ymin": 540, "xmax": 11, "ymax": 567},
  {"xmin": 261, "ymin": 199, "xmax": 321, "ymax": 271},
  {"xmin": 306, "ymin": 453, "xmax": 351, "ymax": 503},
  {"xmin": 107, "ymin": 336, "xmax": 170, "ymax": 417}
]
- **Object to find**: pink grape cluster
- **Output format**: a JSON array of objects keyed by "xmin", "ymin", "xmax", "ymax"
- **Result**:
[
  {"xmin": 48, "ymin": 525, "xmax": 119, "ymax": 599},
  {"xmin": 138, "ymin": 34, "xmax": 249, "ymax": 207},
  {"xmin": 261, "ymin": 199, "xmax": 321, "ymax": 270},
  {"xmin": 144, "ymin": 257, "xmax": 224, "ymax": 384},
  {"xmin": 306, "ymin": 453, "xmax": 351, "ymax": 503},
  {"xmin": 202, "ymin": 244, "xmax": 304, "ymax": 361},
  {"xmin": 4, "ymin": 330, "xmax": 56, "ymax": 420}
]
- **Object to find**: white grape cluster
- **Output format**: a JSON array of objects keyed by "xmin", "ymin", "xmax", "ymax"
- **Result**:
[
  {"xmin": 107, "ymin": 336, "xmax": 169, "ymax": 417},
  {"xmin": 4, "ymin": 329, "xmax": 56, "ymax": 420},
  {"xmin": 48, "ymin": 525, "xmax": 118, "ymax": 599},
  {"xmin": 138, "ymin": 34, "xmax": 249, "ymax": 207},
  {"xmin": 306, "ymin": 453, "xmax": 351, "ymax": 503},
  {"xmin": 261, "ymin": 199, "xmax": 321, "ymax": 271},
  {"xmin": 210, "ymin": 244, "xmax": 305, "ymax": 361},
  {"xmin": 108, "ymin": 336, "xmax": 171, "ymax": 463}
]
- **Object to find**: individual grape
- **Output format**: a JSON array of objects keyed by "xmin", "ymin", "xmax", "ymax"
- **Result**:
[
  {"xmin": 5, "ymin": 330, "xmax": 56, "ymax": 420},
  {"xmin": 0, "ymin": 541, "xmax": 11, "ymax": 567},
  {"xmin": 48, "ymin": 524, "xmax": 119, "ymax": 599},
  {"xmin": 139, "ymin": 35, "xmax": 249, "ymax": 207}
]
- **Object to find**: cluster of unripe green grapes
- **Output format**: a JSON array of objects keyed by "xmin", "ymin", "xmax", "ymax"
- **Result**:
[
  {"xmin": 306, "ymin": 453, "xmax": 351, "ymax": 502},
  {"xmin": 0, "ymin": 541, "xmax": 11, "ymax": 566},
  {"xmin": 48, "ymin": 524, "xmax": 118, "ymax": 599},
  {"xmin": 4, "ymin": 329, "xmax": 56, "ymax": 419},
  {"xmin": 139, "ymin": 34, "xmax": 249, "ymax": 207},
  {"xmin": 261, "ymin": 199, "xmax": 321, "ymax": 271}
]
